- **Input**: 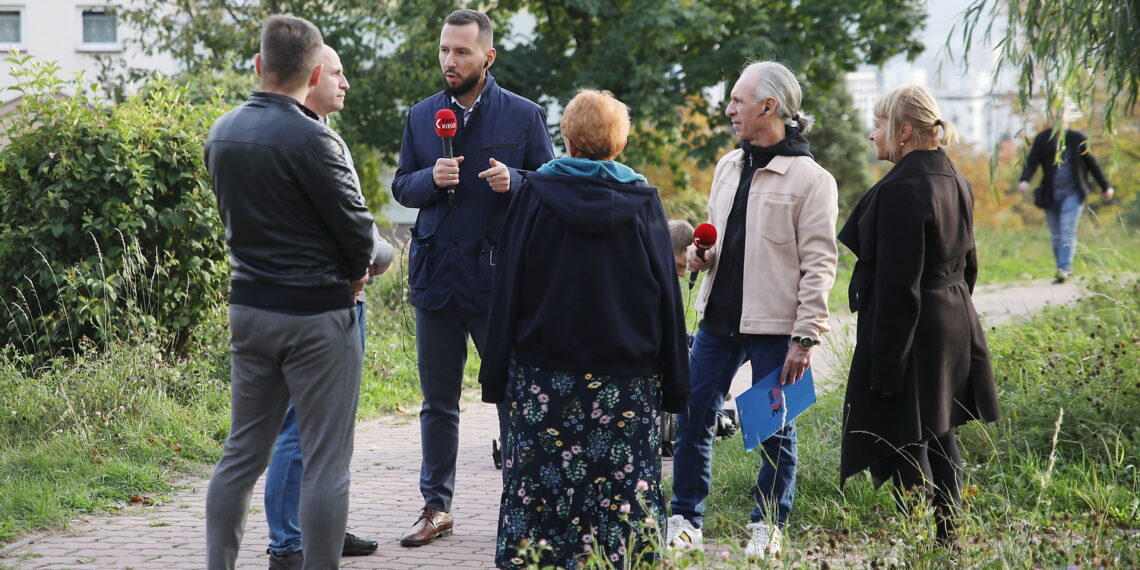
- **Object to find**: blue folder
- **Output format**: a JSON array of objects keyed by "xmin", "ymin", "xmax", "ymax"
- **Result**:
[{"xmin": 735, "ymin": 366, "xmax": 816, "ymax": 451}]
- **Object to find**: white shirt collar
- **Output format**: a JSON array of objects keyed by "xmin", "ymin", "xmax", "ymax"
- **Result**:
[{"xmin": 450, "ymin": 91, "xmax": 483, "ymax": 126}]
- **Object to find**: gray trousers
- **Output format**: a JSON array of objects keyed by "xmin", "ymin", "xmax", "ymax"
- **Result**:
[
  {"xmin": 206, "ymin": 305, "xmax": 362, "ymax": 570},
  {"xmin": 415, "ymin": 302, "xmax": 507, "ymax": 512}
]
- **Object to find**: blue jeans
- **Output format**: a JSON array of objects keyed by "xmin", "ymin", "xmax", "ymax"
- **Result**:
[
  {"xmin": 1045, "ymin": 192, "xmax": 1083, "ymax": 272},
  {"xmin": 670, "ymin": 330, "xmax": 798, "ymax": 529},
  {"xmin": 265, "ymin": 302, "xmax": 366, "ymax": 556}
]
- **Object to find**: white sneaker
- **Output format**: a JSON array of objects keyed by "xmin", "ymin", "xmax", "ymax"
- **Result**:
[
  {"xmin": 745, "ymin": 522, "xmax": 782, "ymax": 559},
  {"xmin": 665, "ymin": 514, "xmax": 703, "ymax": 550}
]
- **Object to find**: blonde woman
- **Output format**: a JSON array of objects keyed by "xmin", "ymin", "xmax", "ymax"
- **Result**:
[
  {"xmin": 479, "ymin": 89, "xmax": 689, "ymax": 568},
  {"xmin": 837, "ymin": 85, "xmax": 1000, "ymax": 544}
]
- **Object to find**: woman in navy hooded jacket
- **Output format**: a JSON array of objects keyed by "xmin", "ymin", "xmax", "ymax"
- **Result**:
[{"xmin": 478, "ymin": 89, "xmax": 689, "ymax": 569}]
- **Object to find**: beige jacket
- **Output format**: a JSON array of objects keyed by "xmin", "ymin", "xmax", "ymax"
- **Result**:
[{"xmin": 695, "ymin": 149, "xmax": 839, "ymax": 340}]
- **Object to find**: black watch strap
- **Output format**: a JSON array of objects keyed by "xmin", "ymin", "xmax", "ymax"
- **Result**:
[{"xmin": 792, "ymin": 336, "xmax": 818, "ymax": 350}]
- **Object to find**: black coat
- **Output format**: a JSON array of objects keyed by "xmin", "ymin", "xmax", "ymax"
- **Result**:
[
  {"xmin": 836, "ymin": 149, "xmax": 1000, "ymax": 484},
  {"xmin": 1019, "ymin": 128, "xmax": 1111, "ymax": 203}
]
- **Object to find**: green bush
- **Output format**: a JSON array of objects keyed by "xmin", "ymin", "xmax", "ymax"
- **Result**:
[
  {"xmin": 0, "ymin": 54, "xmax": 229, "ymax": 358},
  {"xmin": 963, "ymin": 273, "xmax": 1140, "ymax": 471}
]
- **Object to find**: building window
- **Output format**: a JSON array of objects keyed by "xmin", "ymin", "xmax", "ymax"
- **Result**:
[
  {"xmin": 78, "ymin": 8, "xmax": 119, "ymax": 51},
  {"xmin": 82, "ymin": 9, "xmax": 115, "ymax": 43},
  {"xmin": 0, "ymin": 10, "xmax": 21, "ymax": 47}
]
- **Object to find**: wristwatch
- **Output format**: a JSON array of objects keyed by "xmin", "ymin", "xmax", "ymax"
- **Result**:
[{"xmin": 792, "ymin": 336, "xmax": 819, "ymax": 350}]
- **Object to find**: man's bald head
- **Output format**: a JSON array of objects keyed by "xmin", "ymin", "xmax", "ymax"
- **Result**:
[{"xmin": 304, "ymin": 44, "xmax": 350, "ymax": 117}]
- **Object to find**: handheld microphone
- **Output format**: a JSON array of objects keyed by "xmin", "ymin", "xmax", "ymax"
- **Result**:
[
  {"xmin": 688, "ymin": 223, "xmax": 717, "ymax": 290},
  {"xmin": 434, "ymin": 108, "xmax": 459, "ymax": 208}
]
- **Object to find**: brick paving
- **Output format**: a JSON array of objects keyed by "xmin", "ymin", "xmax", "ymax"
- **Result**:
[
  {"xmin": 0, "ymin": 281, "xmax": 1078, "ymax": 569},
  {"xmin": 1, "ymin": 397, "xmax": 508, "ymax": 569},
  {"xmin": 0, "ymin": 362, "xmax": 827, "ymax": 570}
]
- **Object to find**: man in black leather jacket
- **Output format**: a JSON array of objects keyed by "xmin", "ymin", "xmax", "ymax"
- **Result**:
[{"xmin": 202, "ymin": 16, "xmax": 375, "ymax": 570}]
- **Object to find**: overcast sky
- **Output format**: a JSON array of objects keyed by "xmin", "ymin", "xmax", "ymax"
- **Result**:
[{"xmin": 874, "ymin": 0, "xmax": 1009, "ymax": 93}]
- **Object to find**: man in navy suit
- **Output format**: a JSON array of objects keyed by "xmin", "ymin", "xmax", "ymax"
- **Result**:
[{"xmin": 391, "ymin": 8, "xmax": 554, "ymax": 547}]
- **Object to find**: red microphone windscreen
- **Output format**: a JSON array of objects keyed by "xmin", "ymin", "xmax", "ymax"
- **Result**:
[
  {"xmin": 693, "ymin": 223, "xmax": 717, "ymax": 250},
  {"xmin": 434, "ymin": 109, "xmax": 458, "ymax": 138}
]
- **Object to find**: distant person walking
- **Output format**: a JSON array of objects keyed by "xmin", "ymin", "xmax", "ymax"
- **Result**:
[
  {"xmin": 479, "ymin": 89, "xmax": 689, "ymax": 569},
  {"xmin": 838, "ymin": 84, "xmax": 1000, "ymax": 545},
  {"xmin": 1017, "ymin": 114, "xmax": 1114, "ymax": 283},
  {"xmin": 204, "ymin": 15, "xmax": 375, "ymax": 570}
]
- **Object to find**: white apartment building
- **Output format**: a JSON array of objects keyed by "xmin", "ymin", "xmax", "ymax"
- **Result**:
[{"xmin": 0, "ymin": 1, "xmax": 175, "ymax": 103}]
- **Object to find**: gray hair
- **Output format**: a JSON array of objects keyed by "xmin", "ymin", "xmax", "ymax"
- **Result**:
[
  {"xmin": 741, "ymin": 61, "xmax": 815, "ymax": 134},
  {"xmin": 667, "ymin": 219, "xmax": 695, "ymax": 254}
]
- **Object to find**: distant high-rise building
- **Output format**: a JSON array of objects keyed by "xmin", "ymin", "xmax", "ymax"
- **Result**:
[{"xmin": 845, "ymin": 0, "xmax": 1023, "ymax": 151}]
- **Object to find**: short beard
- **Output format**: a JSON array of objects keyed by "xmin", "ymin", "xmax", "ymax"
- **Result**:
[{"xmin": 443, "ymin": 71, "xmax": 482, "ymax": 98}]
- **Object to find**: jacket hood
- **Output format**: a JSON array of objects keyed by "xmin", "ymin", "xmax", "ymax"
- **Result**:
[
  {"xmin": 741, "ymin": 126, "xmax": 813, "ymax": 159},
  {"xmin": 527, "ymin": 170, "xmax": 659, "ymax": 236}
]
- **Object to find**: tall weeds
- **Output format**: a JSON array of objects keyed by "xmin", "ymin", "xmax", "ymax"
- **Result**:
[{"xmin": 695, "ymin": 273, "xmax": 1140, "ymax": 567}]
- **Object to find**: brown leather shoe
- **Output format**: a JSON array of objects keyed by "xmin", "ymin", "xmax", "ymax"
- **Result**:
[{"xmin": 398, "ymin": 506, "xmax": 453, "ymax": 546}]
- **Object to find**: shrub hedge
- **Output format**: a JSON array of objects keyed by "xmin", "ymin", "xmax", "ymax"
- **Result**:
[{"xmin": 0, "ymin": 55, "xmax": 229, "ymax": 358}]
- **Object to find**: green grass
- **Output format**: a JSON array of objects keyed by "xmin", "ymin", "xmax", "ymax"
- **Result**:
[
  {"xmin": 358, "ymin": 264, "xmax": 431, "ymax": 416},
  {"xmin": 974, "ymin": 215, "xmax": 1140, "ymax": 283},
  {"xmin": 689, "ymin": 273, "xmax": 1140, "ymax": 568},
  {"xmin": 0, "ymin": 320, "xmax": 231, "ymax": 543}
]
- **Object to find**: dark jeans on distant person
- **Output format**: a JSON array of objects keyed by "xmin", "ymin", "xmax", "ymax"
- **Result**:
[
  {"xmin": 264, "ymin": 302, "xmax": 366, "ymax": 556},
  {"xmin": 205, "ymin": 304, "xmax": 362, "ymax": 569},
  {"xmin": 670, "ymin": 330, "xmax": 798, "ymax": 529}
]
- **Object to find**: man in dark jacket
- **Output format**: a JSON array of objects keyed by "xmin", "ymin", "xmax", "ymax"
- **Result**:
[
  {"xmin": 260, "ymin": 44, "xmax": 386, "ymax": 569},
  {"xmin": 203, "ymin": 15, "xmax": 375, "ymax": 570},
  {"xmin": 391, "ymin": 8, "xmax": 554, "ymax": 547},
  {"xmin": 1017, "ymin": 121, "xmax": 1114, "ymax": 283}
]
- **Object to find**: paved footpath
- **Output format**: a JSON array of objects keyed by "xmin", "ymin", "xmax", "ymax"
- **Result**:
[{"xmin": 0, "ymin": 281, "xmax": 1078, "ymax": 569}]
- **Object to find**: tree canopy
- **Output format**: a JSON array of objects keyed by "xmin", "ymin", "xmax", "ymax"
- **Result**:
[
  {"xmin": 956, "ymin": 0, "xmax": 1139, "ymax": 129},
  {"xmin": 118, "ymin": 0, "xmax": 926, "ymax": 173}
]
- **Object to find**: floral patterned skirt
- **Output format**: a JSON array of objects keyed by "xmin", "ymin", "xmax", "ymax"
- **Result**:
[{"xmin": 495, "ymin": 365, "xmax": 665, "ymax": 569}]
